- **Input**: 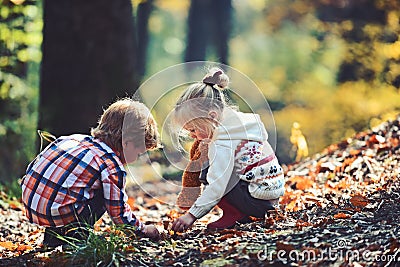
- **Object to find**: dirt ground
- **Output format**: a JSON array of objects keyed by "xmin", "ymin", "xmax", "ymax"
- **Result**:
[{"xmin": 0, "ymin": 117, "xmax": 399, "ymax": 266}]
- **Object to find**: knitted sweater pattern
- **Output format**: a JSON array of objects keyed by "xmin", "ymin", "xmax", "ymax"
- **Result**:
[{"xmin": 235, "ymin": 140, "xmax": 285, "ymax": 200}]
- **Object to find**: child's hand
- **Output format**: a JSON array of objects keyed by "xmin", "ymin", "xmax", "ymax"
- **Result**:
[
  {"xmin": 141, "ymin": 225, "xmax": 160, "ymax": 241},
  {"xmin": 171, "ymin": 213, "xmax": 196, "ymax": 232}
]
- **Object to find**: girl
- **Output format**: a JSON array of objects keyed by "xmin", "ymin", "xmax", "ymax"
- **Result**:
[{"xmin": 171, "ymin": 67, "xmax": 285, "ymax": 231}]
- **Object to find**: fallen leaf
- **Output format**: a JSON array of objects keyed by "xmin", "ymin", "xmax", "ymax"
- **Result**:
[
  {"xmin": 94, "ymin": 218, "xmax": 103, "ymax": 231},
  {"xmin": 350, "ymin": 195, "xmax": 369, "ymax": 208},
  {"xmin": 296, "ymin": 220, "xmax": 312, "ymax": 229},
  {"xmin": 9, "ymin": 201, "xmax": 23, "ymax": 211},
  {"xmin": 0, "ymin": 241, "xmax": 18, "ymax": 251},
  {"xmin": 16, "ymin": 244, "xmax": 33, "ymax": 252},
  {"xmin": 276, "ymin": 241, "xmax": 295, "ymax": 253},
  {"xmin": 333, "ymin": 212, "xmax": 350, "ymax": 219},
  {"xmin": 288, "ymin": 176, "xmax": 314, "ymax": 190},
  {"xmin": 127, "ymin": 197, "xmax": 138, "ymax": 210},
  {"xmin": 389, "ymin": 238, "xmax": 399, "ymax": 252},
  {"xmin": 265, "ymin": 217, "xmax": 275, "ymax": 227},
  {"xmin": 217, "ymin": 233, "xmax": 235, "ymax": 242},
  {"xmin": 285, "ymin": 200, "xmax": 297, "ymax": 211}
]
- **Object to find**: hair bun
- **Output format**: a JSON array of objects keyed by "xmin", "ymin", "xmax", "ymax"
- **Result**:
[{"xmin": 202, "ymin": 67, "xmax": 229, "ymax": 89}]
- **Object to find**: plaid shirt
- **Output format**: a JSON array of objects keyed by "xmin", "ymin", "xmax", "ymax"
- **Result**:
[{"xmin": 21, "ymin": 134, "xmax": 143, "ymax": 231}]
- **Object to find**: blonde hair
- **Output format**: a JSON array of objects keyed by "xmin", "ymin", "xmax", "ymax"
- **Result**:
[
  {"xmin": 91, "ymin": 98, "xmax": 160, "ymax": 154},
  {"xmin": 173, "ymin": 67, "xmax": 230, "ymax": 131}
]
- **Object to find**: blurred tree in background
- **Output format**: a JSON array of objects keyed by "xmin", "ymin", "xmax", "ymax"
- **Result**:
[
  {"xmin": 185, "ymin": 0, "xmax": 232, "ymax": 64},
  {"xmin": 0, "ymin": 0, "xmax": 41, "ymax": 184},
  {"xmin": 141, "ymin": 0, "xmax": 400, "ymax": 164},
  {"xmin": 136, "ymin": 0, "xmax": 154, "ymax": 77},
  {"xmin": 254, "ymin": 0, "xmax": 400, "ymax": 162}
]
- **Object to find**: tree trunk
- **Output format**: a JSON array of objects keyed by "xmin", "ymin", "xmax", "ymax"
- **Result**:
[
  {"xmin": 185, "ymin": 0, "xmax": 232, "ymax": 64},
  {"xmin": 136, "ymin": 0, "xmax": 153, "ymax": 78},
  {"xmin": 39, "ymin": 0, "xmax": 139, "ymax": 136}
]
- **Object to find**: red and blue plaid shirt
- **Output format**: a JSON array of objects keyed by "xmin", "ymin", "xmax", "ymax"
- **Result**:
[{"xmin": 21, "ymin": 134, "xmax": 143, "ymax": 231}]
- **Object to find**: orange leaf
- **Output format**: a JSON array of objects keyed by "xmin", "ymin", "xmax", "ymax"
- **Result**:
[
  {"xmin": 94, "ymin": 218, "xmax": 103, "ymax": 231},
  {"xmin": 125, "ymin": 245, "xmax": 136, "ymax": 253},
  {"xmin": 341, "ymin": 157, "xmax": 356, "ymax": 172},
  {"xmin": 280, "ymin": 192, "xmax": 295, "ymax": 205},
  {"xmin": 285, "ymin": 200, "xmax": 297, "ymax": 211},
  {"xmin": 288, "ymin": 176, "xmax": 314, "ymax": 190},
  {"xmin": 333, "ymin": 212, "xmax": 350, "ymax": 219},
  {"xmin": 349, "ymin": 149, "xmax": 361, "ymax": 156},
  {"xmin": 127, "ymin": 197, "xmax": 138, "ymax": 211},
  {"xmin": 0, "ymin": 241, "xmax": 18, "ymax": 251},
  {"xmin": 9, "ymin": 201, "xmax": 23, "ymax": 211},
  {"xmin": 17, "ymin": 244, "xmax": 33, "ymax": 252},
  {"xmin": 350, "ymin": 195, "xmax": 369, "ymax": 208},
  {"xmin": 166, "ymin": 209, "xmax": 183, "ymax": 220}
]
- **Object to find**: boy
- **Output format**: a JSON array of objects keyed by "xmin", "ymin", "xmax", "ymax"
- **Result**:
[{"xmin": 21, "ymin": 99, "xmax": 161, "ymax": 246}]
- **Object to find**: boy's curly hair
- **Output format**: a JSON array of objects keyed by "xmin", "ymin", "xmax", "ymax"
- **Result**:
[{"xmin": 91, "ymin": 98, "xmax": 160, "ymax": 155}]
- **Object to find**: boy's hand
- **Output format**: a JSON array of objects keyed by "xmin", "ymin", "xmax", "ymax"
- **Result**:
[
  {"xmin": 171, "ymin": 213, "xmax": 196, "ymax": 232},
  {"xmin": 141, "ymin": 225, "xmax": 160, "ymax": 241}
]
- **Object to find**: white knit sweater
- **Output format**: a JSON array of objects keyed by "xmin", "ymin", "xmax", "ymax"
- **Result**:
[{"xmin": 189, "ymin": 108, "xmax": 285, "ymax": 219}]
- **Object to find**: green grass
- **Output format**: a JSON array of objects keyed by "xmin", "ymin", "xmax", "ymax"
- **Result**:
[{"xmin": 56, "ymin": 225, "xmax": 140, "ymax": 267}]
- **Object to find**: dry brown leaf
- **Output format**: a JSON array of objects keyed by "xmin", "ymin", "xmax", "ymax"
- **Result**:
[
  {"xmin": 333, "ymin": 212, "xmax": 351, "ymax": 219},
  {"xmin": 217, "ymin": 233, "xmax": 235, "ymax": 242},
  {"xmin": 276, "ymin": 241, "xmax": 295, "ymax": 253},
  {"xmin": 201, "ymin": 244, "xmax": 220, "ymax": 253},
  {"xmin": 389, "ymin": 238, "xmax": 399, "ymax": 252},
  {"xmin": 265, "ymin": 217, "xmax": 275, "ymax": 227},
  {"xmin": 350, "ymin": 195, "xmax": 369, "ymax": 208},
  {"xmin": 296, "ymin": 220, "xmax": 312, "ymax": 229}
]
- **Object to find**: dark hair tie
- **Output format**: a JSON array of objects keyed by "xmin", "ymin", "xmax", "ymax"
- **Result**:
[
  {"xmin": 202, "ymin": 70, "xmax": 223, "ymax": 87},
  {"xmin": 203, "ymin": 81, "xmax": 215, "ymax": 87}
]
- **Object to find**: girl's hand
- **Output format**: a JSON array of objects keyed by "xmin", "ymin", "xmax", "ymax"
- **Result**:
[
  {"xmin": 141, "ymin": 225, "xmax": 160, "ymax": 241},
  {"xmin": 171, "ymin": 213, "xmax": 197, "ymax": 232}
]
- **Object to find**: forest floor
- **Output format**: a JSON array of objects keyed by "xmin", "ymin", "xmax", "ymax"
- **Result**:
[{"xmin": 0, "ymin": 117, "xmax": 399, "ymax": 266}]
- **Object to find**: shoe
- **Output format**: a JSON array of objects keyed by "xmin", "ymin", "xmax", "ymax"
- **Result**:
[
  {"xmin": 43, "ymin": 225, "xmax": 89, "ymax": 248},
  {"xmin": 43, "ymin": 227, "xmax": 67, "ymax": 248},
  {"xmin": 207, "ymin": 197, "xmax": 247, "ymax": 230},
  {"xmin": 238, "ymin": 216, "xmax": 253, "ymax": 224}
]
